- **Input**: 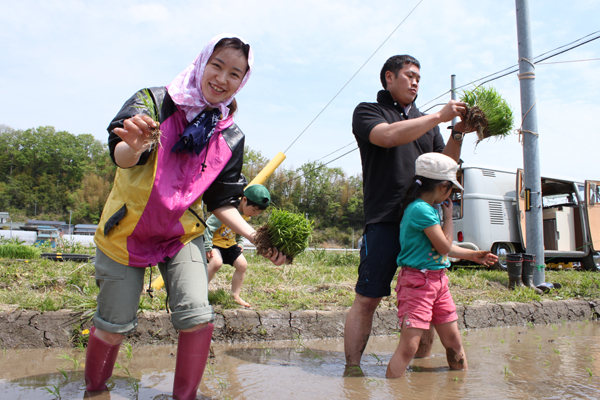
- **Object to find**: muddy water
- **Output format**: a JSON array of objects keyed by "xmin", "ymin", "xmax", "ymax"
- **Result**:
[{"xmin": 1, "ymin": 321, "xmax": 598, "ymax": 399}]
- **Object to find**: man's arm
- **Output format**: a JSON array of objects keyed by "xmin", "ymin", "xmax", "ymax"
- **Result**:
[{"xmin": 369, "ymin": 100, "xmax": 467, "ymax": 148}]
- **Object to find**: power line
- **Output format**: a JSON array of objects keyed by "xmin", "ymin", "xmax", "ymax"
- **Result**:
[
  {"xmin": 270, "ymin": 147, "xmax": 360, "ymax": 191},
  {"xmin": 312, "ymin": 29, "xmax": 600, "ymax": 167},
  {"xmin": 318, "ymin": 141, "xmax": 356, "ymax": 161},
  {"xmin": 537, "ymin": 57, "xmax": 600, "ymax": 64},
  {"xmin": 283, "ymin": 0, "xmax": 424, "ymax": 154},
  {"xmin": 420, "ymin": 30, "xmax": 600, "ymax": 110}
]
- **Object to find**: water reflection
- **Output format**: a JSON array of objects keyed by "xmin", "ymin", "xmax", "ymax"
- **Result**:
[{"xmin": 0, "ymin": 321, "xmax": 598, "ymax": 399}]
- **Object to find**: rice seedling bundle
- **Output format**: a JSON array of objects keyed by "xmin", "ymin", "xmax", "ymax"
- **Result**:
[
  {"xmin": 134, "ymin": 88, "xmax": 163, "ymax": 147},
  {"xmin": 0, "ymin": 244, "xmax": 41, "ymax": 259},
  {"xmin": 255, "ymin": 209, "xmax": 314, "ymax": 264},
  {"xmin": 460, "ymin": 86, "xmax": 514, "ymax": 145}
]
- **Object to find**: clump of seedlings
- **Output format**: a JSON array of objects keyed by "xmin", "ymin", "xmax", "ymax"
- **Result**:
[
  {"xmin": 134, "ymin": 88, "xmax": 163, "ymax": 147},
  {"xmin": 254, "ymin": 208, "xmax": 314, "ymax": 264},
  {"xmin": 460, "ymin": 86, "xmax": 514, "ymax": 146},
  {"xmin": 0, "ymin": 243, "xmax": 41, "ymax": 259}
]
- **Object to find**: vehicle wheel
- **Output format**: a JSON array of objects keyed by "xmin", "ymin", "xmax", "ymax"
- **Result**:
[
  {"xmin": 491, "ymin": 242, "xmax": 516, "ymax": 271},
  {"xmin": 582, "ymin": 252, "xmax": 600, "ymax": 271}
]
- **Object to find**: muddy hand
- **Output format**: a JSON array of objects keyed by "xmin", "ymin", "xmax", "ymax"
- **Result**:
[
  {"xmin": 439, "ymin": 100, "xmax": 467, "ymax": 122},
  {"xmin": 453, "ymin": 120, "xmax": 474, "ymax": 134},
  {"xmin": 114, "ymin": 114, "xmax": 156, "ymax": 155},
  {"xmin": 475, "ymin": 251, "xmax": 498, "ymax": 267}
]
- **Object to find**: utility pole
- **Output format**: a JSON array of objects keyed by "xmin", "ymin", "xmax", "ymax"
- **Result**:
[{"xmin": 515, "ymin": 0, "xmax": 544, "ymax": 285}]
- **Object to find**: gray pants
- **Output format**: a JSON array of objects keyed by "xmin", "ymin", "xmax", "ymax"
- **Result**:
[{"xmin": 93, "ymin": 236, "xmax": 213, "ymax": 334}]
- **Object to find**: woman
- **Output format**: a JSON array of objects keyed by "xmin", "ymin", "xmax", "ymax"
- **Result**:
[{"xmin": 85, "ymin": 34, "xmax": 284, "ymax": 399}]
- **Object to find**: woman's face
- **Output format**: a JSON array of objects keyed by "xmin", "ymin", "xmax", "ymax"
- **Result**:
[{"xmin": 201, "ymin": 47, "xmax": 248, "ymax": 105}]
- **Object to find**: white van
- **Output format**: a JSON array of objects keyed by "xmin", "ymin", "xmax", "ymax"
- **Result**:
[{"xmin": 449, "ymin": 164, "xmax": 600, "ymax": 271}]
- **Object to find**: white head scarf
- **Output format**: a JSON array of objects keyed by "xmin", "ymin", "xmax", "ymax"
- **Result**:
[{"xmin": 168, "ymin": 33, "xmax": 254, "ymax": 122}]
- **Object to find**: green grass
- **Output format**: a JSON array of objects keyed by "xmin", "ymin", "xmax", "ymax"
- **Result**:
[
  {"xmin": 0, "ymin": 243, "xmax": 41, "ymax": 259},
  {"xmin": 0, "ymin": 249, "xmax": 598, "ymax": 314}
]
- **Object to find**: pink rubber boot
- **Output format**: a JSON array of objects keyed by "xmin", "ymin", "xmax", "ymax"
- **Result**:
[
  {"xmin": 84, "ymin": 326, "xmax": 120, "ymax": 392},
  {"xmin": 172, "ymin": 323, "xmax": 214, "ymax": 400}
]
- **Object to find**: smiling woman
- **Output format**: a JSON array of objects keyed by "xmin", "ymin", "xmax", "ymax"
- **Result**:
[
  {"xmin": 202, "ymin": 42, "xmax": 250, "ymax": 107},
  {"xmin": 84, "ymin": 34, "xmax": 286, "ymax": 400}
]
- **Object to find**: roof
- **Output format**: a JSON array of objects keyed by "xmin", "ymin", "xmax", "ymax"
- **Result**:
[
  {"xmin": 74, "ymin": 224, "xmax": 99, "ymax": 229},
  {"xmin": 27, "ymin": 220, "xmax": 66, "ymax": 226}
]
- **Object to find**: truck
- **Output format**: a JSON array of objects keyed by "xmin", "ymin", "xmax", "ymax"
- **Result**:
[{"xmin": 449, "ymin": 164, "xmax": 600, "ymax": 271}]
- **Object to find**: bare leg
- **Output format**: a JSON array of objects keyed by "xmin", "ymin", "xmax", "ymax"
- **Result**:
[
  {"xmin": 414, "ymin": 324, "xmax": 435, "ymax": 358},
  {"xmin": 386, "ymin": 319, "xmax": 423, "ymax": 378},
  {"xmin": 434, "ymin": 321, "xmax": 468, "ymax": 370},
  {"xmin": 231, "ymin": 255, "xmax": 250, "ymax": 307},
  {"xmin": 94, "ymin": 328, "xmax": 125, "ymax": 345},
  {"xmin": 180, "ymin": 322, "xmax": 209, "ymax": 332},
  {"xmin": 207, "ymin": 249, "xmax": 223, "ymax": 282},
  {"xmin": 344, "ymin": 293, "xmax": 382, "ymax": 367}
]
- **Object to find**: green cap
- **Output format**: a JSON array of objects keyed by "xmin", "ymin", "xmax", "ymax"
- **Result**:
[{"xmin": 244, "ymin": 184, "xmax": 271, "ymax": 207}]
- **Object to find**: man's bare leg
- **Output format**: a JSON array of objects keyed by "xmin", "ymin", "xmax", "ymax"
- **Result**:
[
  {"xmin": 344, "ymin": 293, "xmax": 435, "ymax": 369},
  {"xmin": 344, "ymin": 293, "xmax": 382, "ymax": 368}
]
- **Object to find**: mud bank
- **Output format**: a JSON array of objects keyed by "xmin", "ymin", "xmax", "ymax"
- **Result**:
[{"xmin": 1, "ymin": 299, "xmax": 599, "ymax": 349}]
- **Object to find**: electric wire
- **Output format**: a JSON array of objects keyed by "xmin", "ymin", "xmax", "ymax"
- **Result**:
[
  {"xmin": 537, "ymin": 58, "xmax": 600, "ymax": 64},
  {"xmin": 317, "ymin": 141, "xmax": 356, "ymax": 161},
  {"xmin": 279, "ymin": 27, "xmax": 600, "ymax": 178},
  {"xmin": 318, "ymin": 29, "xmax": 600, "ymax": 164},
  {"xmin": 420, "ymin": 30, "xmax": 600, "ymax": 111},
  {"xmin": 273, "ymin": 147, "xmax": 360, "ymax": 190},
  {"xmin": 283, "ymin": 0, "xmax": 424, "ymax": 154}
]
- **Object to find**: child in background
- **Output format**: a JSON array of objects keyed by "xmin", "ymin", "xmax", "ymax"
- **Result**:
[
  {"xmin": 205, "ymin": 184, "xmax": 270, "ymax": 307},
  {"xmin": 386, "ymin": 152, "xmax": 498, "ymax": 378}
]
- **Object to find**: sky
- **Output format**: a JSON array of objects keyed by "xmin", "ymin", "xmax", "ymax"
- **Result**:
[{"xmin": 1, "ymin": 0, "xmax": 599, "ymax": 182}]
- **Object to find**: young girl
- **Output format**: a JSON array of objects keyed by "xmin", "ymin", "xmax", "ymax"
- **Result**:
[
  {"xmin": 386, "ymin": 152, "xmax": 497, "ymax": 378},
  {"xmin": 85, "ymin": 34, "xmax": 284, "ymax": 399}
]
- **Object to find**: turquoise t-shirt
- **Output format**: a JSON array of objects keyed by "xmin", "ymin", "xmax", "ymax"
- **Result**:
[{"xmin": 397, "ymin": 199, "xmax": 450, "ymax": 270}]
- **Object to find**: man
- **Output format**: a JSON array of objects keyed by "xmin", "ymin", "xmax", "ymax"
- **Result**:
[{"xmin": 345, "ymin": 54, "xmax": 470, "ymax": 370}]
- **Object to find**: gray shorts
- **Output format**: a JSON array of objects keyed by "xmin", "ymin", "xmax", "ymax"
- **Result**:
[{"xmin": 93, "ymin": 236, "xmax": 213, "ymax": 334}]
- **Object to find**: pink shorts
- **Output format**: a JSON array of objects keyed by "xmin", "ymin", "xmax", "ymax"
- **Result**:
[{"xmin": 395, "ymin": 267, "xmax": 458, "ymax": 330}]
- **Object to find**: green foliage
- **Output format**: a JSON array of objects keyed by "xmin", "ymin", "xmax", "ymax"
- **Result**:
[
  {"xmin": 265, "ymin": 209, "xmax": 314, "ymax": 259},
  {"xmin": 0, "ymin": 243, "xmax": 41, "ymax": 259},
  {"xmin": 0, "ymin": 124, "xmax": 114, "ymax": 221},
  {"xmin": 1, "ymin": 127, "xmax": 364, "ymax": 241},
  {"xmin": 460, "ymin": 86, "xmax": 514, "ymax": 138}
]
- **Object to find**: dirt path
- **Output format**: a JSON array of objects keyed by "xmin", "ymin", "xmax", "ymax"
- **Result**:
[{"xmin": 1, "ymin": 300, "xmax": 599, "ymax": 349}]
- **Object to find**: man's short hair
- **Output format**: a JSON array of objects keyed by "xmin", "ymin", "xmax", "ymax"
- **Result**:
[{"xmin": 380, "ymin": 55, "xmax": 421, "ymax": 89}]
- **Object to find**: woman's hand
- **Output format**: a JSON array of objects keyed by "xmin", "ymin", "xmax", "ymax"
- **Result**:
[
  {"xmin": 115, "ymin": 114, "xmax": 156, "ymax": 153},
  {"xmin": 264, "ymin": 247, "xmax": 286, "ymax": 266},
  {"xmin": 472, "ymin": 251, "xmax": 498, "ymax": 267},
  {"xmin": 113, "ymin": 115, "xmax": 158, "ymax": 168}
]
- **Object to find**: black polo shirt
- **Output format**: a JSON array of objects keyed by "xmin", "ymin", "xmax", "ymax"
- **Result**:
[{"xmin": 352, "ymin": 90, "xmax": 445, "ymax": 226}]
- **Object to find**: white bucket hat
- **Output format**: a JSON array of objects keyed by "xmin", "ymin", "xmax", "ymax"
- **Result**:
[{"xmin": 415, "ymin": 153, "xmax": 464, "ymax": 190}]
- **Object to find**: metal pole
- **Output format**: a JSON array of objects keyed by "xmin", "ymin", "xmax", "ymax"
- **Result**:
[
  {"xmin": 515, "ymin": 0, "xmax": 544, "ymax": 285},
  {"xmin": 451, "ymin": 74, "xmax": 458, "ymax": 126}
]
